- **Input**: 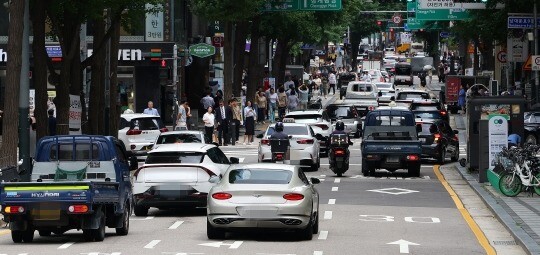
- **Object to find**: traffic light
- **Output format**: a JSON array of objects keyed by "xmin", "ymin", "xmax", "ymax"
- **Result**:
[
  {"xmin": 161, "ymin": 59, "xmax": 166, "ymax": 67},
  {"xmin": 377, "ymin": 20, "xmax": 382, "ymax": 26}
]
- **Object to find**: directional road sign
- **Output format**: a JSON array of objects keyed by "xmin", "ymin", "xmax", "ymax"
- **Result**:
[
  {"xmin": 262, "ymin": 0, "xmax": 299, "ymax": 11},
  {"xmin": 300, "ymin": 0, "xmax": 342, "ymax": 11},
  {"xmin": 439, "ymin": 32, "xmax": 451, "ymax": 38},
  {"xmin": 508, "ymin": 16, "xmax": 540, "ymax": 29}
]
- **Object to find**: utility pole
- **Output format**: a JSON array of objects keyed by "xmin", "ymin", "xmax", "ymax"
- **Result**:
[
  {"xmin": 104, "ymin": 9, "xmax": 111, "ymax": 135},
  {"xmin": 18, "ymin": 0, "xmax": 30, "ymax": 176},
  {"xmin": 535, "ymin": 3, "xmax": 539, "ymax": 104}
]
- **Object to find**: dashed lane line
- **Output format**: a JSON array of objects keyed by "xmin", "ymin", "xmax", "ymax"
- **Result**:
[
  {"xmin": 168, "ymin": 220, "xmax": 184, "ymax": 229},
  {"xmin": 144, "ymin": 240, "xmax": 161, "ymax": 249},
  {"xmin": 331, "ymin": 187, "xmax": 339, "ymax": 191},
  {"xmin": 328, "ymin": 199, "xmax": 336, "ymax": 205},
  {"xmin": 334, "ymin": 178, "xmax": 341, "ymax": 183},
  {"xmin": 318, "ymin": 231, "xmax": 328, "ymax": 240},
  {"xmin": 324, "ymin": 211, "xmax": 333, "ymax": 220},
  {"xmin": 313, "ymin": 251, "xmax": 324, "ymax": 255},
  {"xmin": 58, "ymin": 242, "xmax": 75, "ymax": 249}
]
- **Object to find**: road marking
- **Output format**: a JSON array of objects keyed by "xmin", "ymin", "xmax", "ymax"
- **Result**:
[
  {"xmin": 387, "ymin": 239, "xmax": 420, "ymax": 254},
  {"xmin": 328, "ymin": 199, "xmax": 336, "ymax": 205},
  {"xmin": 366, "ymin": 188, "xmax": 419, "ymax": 195},
  {"xmin": 324, "ymin": 211, "xmax": 333, "ymax": 220},
  {"xmin": 313, "ymin": 251, "xmax": 323, "ymax": 255},
  {"xmin": 320, "ymin": 163, "xmax": 362, "ymax": 166},
  {"xmin": 433, "ymin": 165, "xmax": 496, "ymax": 255},
  {"xmin": 58, "ymin": 242, "xmax": 75, "ymax": 249},
  {"xmin": 199, "ymin": 241, "xmax": 243, "ymax": 249},
  {"xmin": 131, "ymin": 216, "xmax": 154, "ymax": 220},
  {"xmin": 144, "ymin": 240, "xmax": 161, "ymax": 249},
  {"xmin": 319, "ymin": 179, "xmax": 325, "ymax": 182},
  {"xmin": 331, "ymin": 187, "xmax": 339, "ymax": 191},
  {"xmin": 334, "ymin": 178, "xmax": 341, "ymax": 183},
  {"xmin": 168, "ymin": 220, "xmax": 184, "ymax": 229},
  {"xmin": 238, "ymin": 158, "xmax": 245, "ymax": 163},
  {"xmin": 0, "ymin": 230, "xmax": 10, "ymax": 236},
  {"xmin": 320, "ymin": 175, "xmax": 326, "ymax": 177},
  {"xmin": 318, "ymin": 230, "xmax": 328, "ymax": 240}
]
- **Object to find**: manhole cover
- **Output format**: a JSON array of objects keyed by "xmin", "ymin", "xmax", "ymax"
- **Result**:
[{"xmin": 493, "ymin": 240, "xmax": 518, "ymax": 246}]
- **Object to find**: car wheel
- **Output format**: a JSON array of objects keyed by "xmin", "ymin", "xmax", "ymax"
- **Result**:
[
  {"xmin": 299, "ymin": 218, "xmax": 314, "ymax": 240},
  {"xmin": 116, "ymin": 203, "xmax": 130, "ymax": 236},
  {"xmin": 134, "ymin": 205, "xmax": 149, "ymax": 217},
  {"xmin": 313, "ymin": 212, "xmax": 319, "ymax": 234},
  {"xmin": 207, "ymin": 220, "xmax": 226, "ymax": 240},
  {"xmin": 437, "ymin": 146, "xmax": 446, "ymax": 164},
  {"xmin": 451, "ymin": 145, "xmax": 459, "ymax": 162},
  {"xmin": 362, "ymin": 158, "xmax": 369, "ymax": 176},
  {"xmin": 22, "ymin": 227, "xmax": 34, "ymax": 243},
  {"xmin": 93, "ymin": 215, "xmax": 106, "ymax": 242},
  {"xmin": 11, "ymin": 231, "xmax": 23, "ymax": 243},
  {"xmin": 526, "ymin": 134, "xmax": 538, "ymax": 145},
  {"xmin": 408, "ymin": 164, "xmax": 421, "ymax": 177},
  {"xmin": 38, "ymin": 230, "xmax": 52, "ymax": 237}
]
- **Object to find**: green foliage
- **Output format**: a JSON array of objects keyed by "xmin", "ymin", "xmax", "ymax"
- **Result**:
[{"xmin": 189, "ymin": 0, "xmax": 264, "ymax": 21}]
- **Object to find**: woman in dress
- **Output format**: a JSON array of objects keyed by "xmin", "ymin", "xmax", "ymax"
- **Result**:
[
  {"xmin": 202, "ymin": 106, "xmax": 215, "ymax": 143},
  {"xmin": 243, "ymin": 101, "xmax": 256, "ymax": 145}
]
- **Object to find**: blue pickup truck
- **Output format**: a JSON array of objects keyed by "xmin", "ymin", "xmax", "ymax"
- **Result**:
[
  {"xmin": 0, "ymin": 135, "xmax": 136, "ymax": 243},
  {"xmin": 361, "ymin": 107, "xmax": 422, "ymax": 177}
]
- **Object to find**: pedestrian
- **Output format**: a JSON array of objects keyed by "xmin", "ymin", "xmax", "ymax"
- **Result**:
[
  {"xmin": 215, "ymin": 99, "xmax": 232, "ymax": 146},
  {"xmin": 320, "ymin": 76, "xmax": 329, "ymax": 99},
  {"xmin": 143, "ymin": 101, "xmax": 159, "ymax": 116},
  {"xmin": 298, "ymin": 84, "xmax": 309, "ymax": 110},
  {"xmin": 313, "ymin": 75, "xmax": 322, "ymax": 91},
  {"xmin": 268, "ymin": 88, "xmax": 278, "ymax": 123},
  {"xmin": 508, "ymin": 133, "xmax": 521, "ymax": 147},
  {"xmin": 202, "ymin": 106, "xmax": 215, "ymax": 143},
  {"xmin": 388, "ymin": 96, "xmax": 397, "ymax": 107},
  {"xmin": 214, "ymin": 90, "xmax": 223, "ymax": 109},
  {"xmin": 48, "ymin": 108, "xmax": 56, "ymax": 136},
  {"xmin": 284, "ymin": 76, "xmax": 295, "ymax": 90},
  {"xmin": 255, "ymin": 91, "xmax": 267, "ymax": 124},
  {"xmin": 328, "ymin": 72, "xmax": 337, "ymax": 95},
  {"xmin": 176, "ymin": 100, "xmax": 188, "ymax": 130},
  {"xmin": 185, "ymin": 102, "xmax": 192, "ymax": 130},
  {"xmin": 288, "ymin": 90, "xmax": 299, "ymax": 112},
  {"xmin": 277, "ymin": 86, "xmax": 288, "ymax": 120},
  {"xmin": 438, "ymin": 62, "xmax": 445, "ymax": 83},
  {"xmin": 200, "ymin": 90, "xmax": 215, "ymax": 110},
  {"xmin": 243, "ymin": 101, "xmax": 256, "ymax": 145},
  {"xmin": 458, "ymin": 84, "xmax": 467, "ymax": 113},
  {"xmin": 228, "ymin": 99, "xmax": 239, "ymax": 145}
]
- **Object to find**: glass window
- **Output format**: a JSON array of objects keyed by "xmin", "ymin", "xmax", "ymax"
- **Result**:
[
  {"xmin": 327, "ymin": 107, "xmax": 355, "ymax": 118},
  {"xmin": 285, "ymin": 114, "xmax": 321, "ymax": 120},
  {"xmin": 419, "ymin": 123, "xmax": 437, "ymax": 135},
  {"xmin": 266, "ymin": 126, "xmax": 308, "ymax": 136},
  {"xmin": 228, "ymin": 169, "xmax": 293, "ymax": 184},
  {"xmin": 411, "ymin": 105, "xmax": 439, "ymax": 111},
  {"xmin": 130, "ymin": 117, "xmax": 164, "ymax": 130},
  {"xmin": 156, "ymin": 133, "xmax": 203, "ymax": 144},
  {"xmin": 298, "ymin": 170, "xmax": 310, "ymax": 185},
  {"xmin": 50, "ymin": 143, "xmax": 99, "ymax": 161},
  {"xmin": 115, "ymin": 145, "xmax": 127, "ymax": 163},
  {"xmin": 414, "ymin": 111, "xmax": 442, "ymax": 120},
  {"xmin": 119, "ymin": 118, "xmax": 129, "ymax": 130},
  {"xmin": 206, "ymin": 148, "xmax": 229, "ymax": 164},
  {"xmin": 397, "ymin": 92, "xmax": 429, "ymax": 100},
  {"xmin": 352, "ymin": 84, "xmax": 373, "ymax": 92},
  {"xmin": 145, "ymin": 152, "xmax": 204, "ymax": 164}
]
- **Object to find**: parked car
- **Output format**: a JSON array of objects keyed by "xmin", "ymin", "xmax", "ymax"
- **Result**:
[
  {"xmin": 132, "ymin": 143, "xmax": 239, "ymax": 216},
  {"xmin": 524, "ymin": 112, "xmax": 540, "ymax": 144},
  {"xmin": 206, "ymin": 163, "xmax": 320, "ymax": 240},
  {"xmin": 258, "ymin": 122, "xmax": 321, "ymax": 171},
  {"xmin": 118, "ymin": 113, "xmax": 167, "ymax": 161},
  {"xmin": 416, "ymin": 120, "xmax": 459, "ymax": 163}
]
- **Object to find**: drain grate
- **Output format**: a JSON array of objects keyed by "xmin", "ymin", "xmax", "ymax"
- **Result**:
[{"xmin": 493, "ymin": 240, "xmax": 518, "ymax": 246}]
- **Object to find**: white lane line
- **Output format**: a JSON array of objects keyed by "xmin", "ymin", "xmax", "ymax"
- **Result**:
[
  {"xmin": 168, "ymin": 220, "xmax": 184, "ymax": 229},
  {"xmin": 144, "ymin": 240, "xmax": 161, "ymax": 249},
  {"xmin": 331, "ymin": 187, "xmax": 339, "ymax": 191},
  {"xmin": 229, "ymin": 241, "xmax": 244, "ymax": 249},
  {"xmin": 313, "ymin": 251, "xmax": 324, "ymax": 255},
  {"xmin": 130, "ymin": 216, "xmax": 154, "ymax": 220},
  {"xmin": 58, "ymin": 242, "xmax": 75, "ymax": 249},
  {"xmin": 320, "ymin": 179, "xmax": 325, "ymax": 182},
  {"xmin": 320, "ymin": 174, "xmax": 326, "ymax": 177},
  {"xmin": 334, "ymin": 178, "xmax": 341, "ymax": 183},
  {"xmin": 328, "ymin": 199, "xmax": 336, "ymax": 205},
  {"xmin": 324, "ymin": 211, "xmax": 333, "ymax": 220},
  {"xmin": 318, "ymin": 231, "xmax": 328, "ymax": 240},
  {"xmin": 320, "ymin": 163, "xmax": 362, "ymax": 166}
]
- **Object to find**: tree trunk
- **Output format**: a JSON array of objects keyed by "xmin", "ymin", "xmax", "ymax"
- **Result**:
[
  {"xmin": 247, "ymin": 20, "xmax": 262, "ymax": 104},
  {"xmin": 350, "ymin": 39, "xmax": 360, "ymax": 72},
  {"xmin": 89, "ymin": 17, "xmax": 106, "ymax": 135},
  {"xmin": 223, "ymin": 21, "xmax": 234, "ymax": 100},
  {"xmin": 31, "ymin": 0, "xmax": 48, "ymax": 140},
  {"xmin": 108, "ymin": 20, "xmax": 121, "ymax": 137},
  {"xmin": 0, "ymin": 0, "xmax": 24, "ymax": 167},
  {"xmin": 273, "ymin": 38, "xmax": 289, "ymax": 86},
  {"xmin": 232, "ymin": 21, "xmax": 248, "ymax": 98}
]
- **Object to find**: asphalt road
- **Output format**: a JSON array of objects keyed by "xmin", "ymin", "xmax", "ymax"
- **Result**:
[{"xmin": 0, "ymin": 78, "xmax": 488, "ymax": 255}]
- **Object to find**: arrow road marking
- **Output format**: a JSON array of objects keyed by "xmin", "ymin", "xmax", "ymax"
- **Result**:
[
  {"xmin": 168, "ymin": 220, "xmax": 184, "ymax": 229},
  {"xmin": 130, "ymin": 216, "xmax": 154, "ymax": 220},
  {"xmin": 387, "ymin": 239, "xmax": 420, "ymax": 254},
  {"xmin": 144, "ymin": 240, "xmax": 161, "ymax": 249},
  {"xmin": 198, "ymin": 241, "xmax": 243, "ymax": 249}
]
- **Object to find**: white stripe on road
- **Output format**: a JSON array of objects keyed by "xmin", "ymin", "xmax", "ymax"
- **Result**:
[
  {"xmin": 318, "ymin": 231, "xmax": 328, "ymax": 240},
  {"xmin": 230, "ymin": 241, "xmax": 244, "ymax": 249},
  {"xmin": 320, "ymin": 163, "xmax": 362, "ymax": 166},
  {"xmin": 334, "ymin": 178, "xmax": 341, "ymax": 183},
  {"xmin": 130, "ymin": 216, "xmax": 154, "ymax": 220},
  {"xmin": 324, "ymin": 211, "xmax": 333, "ymax": 220},
  {"xmin": 331, "ymin": 187, "xmax": 339, "ymax": 191},
  {"xmin": 168, "ymin": 220, "xmax": 184, "ymax": 229},
  {"xmin": 313, "ymin": 251, "xmax": 324, "ymax": 255},
  {"xmin": 328, "ymin": 199, "xmax": 336, "ymax": 205},
  {"xmin": 144, "ymin": 240, "xmax": 161, "ymax": 249},
  {"xmin": 58, "ymin": 242, "xmax": 74, "ymax": 249}
]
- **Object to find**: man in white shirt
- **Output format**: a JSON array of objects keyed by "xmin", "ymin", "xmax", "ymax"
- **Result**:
[
  {"xmin": 143, "ymin": 101, "xmax": 159, "ymax": 116},
  {"xmin": 328, "ymin": 72, "xmax": 337, "ymax": 95},
  {"xmin": 284, "ymin": 77, "xmax": 295, "ymax": 90},
  {"xmin": 200, "ymin": 91, "xmax": 215, "ymax": 110}
]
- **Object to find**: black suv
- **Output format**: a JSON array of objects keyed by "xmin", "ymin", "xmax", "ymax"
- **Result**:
[
  {"xmin": 416, "ymin": 119, "xmax": 459, "ymax": 163},
  {"xmin": 410, "ymin": 100, "xmax": 449, "ymax": 122}
]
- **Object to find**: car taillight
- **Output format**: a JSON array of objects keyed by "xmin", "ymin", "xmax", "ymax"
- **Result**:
[
  {"xmin": 127, "ymin": 129, "xmax": 142, "ymax": 135},
  {"xmin": 275, "ymin": 153, "xmax": 284, "ymax": 161},
  {"xmin": 4, "ymin": 205, "xmax": 25, "ymax": 214},
  {"xmin": 68, "ymin": 205, "xmax": 89, "ymax": 214},
  {"xmin": 212, "ymin": 192, "xmax": 232, "ymax": 200},
  {"xmin": 434, "ymin": 133, "xmax": 441, "ymax": 142},
  {"xmin": 407, "ymin": 155, "xmax": 419, "ymax": 161},
  {"xmin": 334, "ymin": 149, "xmax": 346, "ymax": 156},
  {"xmin": 283, "ymin": 193, "xmax": 304, "ymax": 201},
  {"xmin": 314, "ymin": 124, "xmax": 329, "ymax": 130},
  {"xmin": 439, "ymin": 110, "xmax": 447, "ymax": 116},
  {"xmin": 160, "ymin": 128, "xmax": 169, "ymax": 133},
  {"xmin": 261, "ymin": 139, "xmax": 270, "ymax": 145},
  {"xmin": 368, "ymin": 106, "xmax": 375, "ymax": 111},
  {"xmin": 297, "ymin": 139, "xmax": 314, "ymax": 144}
]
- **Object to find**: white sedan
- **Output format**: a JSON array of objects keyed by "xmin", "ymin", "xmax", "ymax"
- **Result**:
[
  {"xmin": 258, "ymin": 123, "xmax": 321, "ymax": 171},
  {"xmin": 207, "ymin": 163, "xmax": 320, "ymax": 240},
  {"xmin": 284, "ymin": 110, "xmax": 333, "ymax": 155},
  {"xmin": 132, "ymin": 143, "xmax": 239, "ymax": 216}
]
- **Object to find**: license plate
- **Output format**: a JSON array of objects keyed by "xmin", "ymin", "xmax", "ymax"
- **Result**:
[
  {"xmin": 386, "ymin": 156, "xmax": 400, "ymax": 163},
  {"xmin": 32, "ymin": 209, "xmax": 61, "ymax": 220},
  {"xmin": 419, "ymin": 138, "xmax": 426, "ymax": 142},
  {"xmin": 237, "ymin": 207, "xmax": 278, "ymax": 218}
]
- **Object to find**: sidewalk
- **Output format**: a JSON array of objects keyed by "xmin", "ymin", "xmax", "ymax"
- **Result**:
[{"xmin": 451, "ymin": 113, "xmax": 540, "ymax": 254}]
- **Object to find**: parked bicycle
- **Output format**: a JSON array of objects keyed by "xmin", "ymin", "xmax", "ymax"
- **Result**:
[{"xmin": 495, "ymin": 144, "xmax": 540, "ymax": 197}]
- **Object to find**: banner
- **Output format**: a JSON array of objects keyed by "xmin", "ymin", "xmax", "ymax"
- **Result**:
[
  {"xmin": 69, "ymin": 94, "xmax": 82, "ymax": 134},
  {"xmin": 488, "ymin": 114, "xmax": 508, "ymax": 170}
]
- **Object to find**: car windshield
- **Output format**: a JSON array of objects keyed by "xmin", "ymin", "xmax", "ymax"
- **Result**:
[
  {"xmin": 130, "ymin": 117, "xmax": 164, "ymax": 130},
  {"xmin": 419, "ymin": 123, "xmax": 436, "ymax": 135},
  {"xmin": 228, "ymin": 169, "xmax": 293, "ymax": 184},
  {"xmin": 266, "ymin": 126, "xmax": 308, "ymax": 136},
  {"xmin": 286, "ymin": 114, "xmax": 321, "ymax": 120},
  {"xmin": 327, "ymin": 106, "xmax": 356, "ymax": 118},
  {"xmin": 414, "ymin": 111, "xmax": 442, "ymax": 120},
  {"xmin": 397, "ymin": 92, "xmax": 429, "ymax": 100},
  {"xmin": 156, "ymin": 134, "xmax": 203, "ymax": 144},
  {"xmin": 365, "ymin": 111, "xmax": 415, "ymax": 126},
  {"xmin": 395, "ymin": 66, "xmax": 412, "ymax": 75},
  {"xmin": 351, "ymin": 83, "xmax": 373, "ymax": 92},
  {"xmin": 412, "ymin": 106, "xmax": 439, "ymax": 111},
  {"xmin": 145, "ymin": 152, "xmax": 204, "ymax": 164}
]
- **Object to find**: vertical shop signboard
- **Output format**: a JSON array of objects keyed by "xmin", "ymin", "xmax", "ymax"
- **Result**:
[
  {"xmin": 145, "ymin": 4, "xmax": 164, "ymax": 41},
  {"xmin": 488, "ymin": 114, "xmax": 508, "ymax": 170}
]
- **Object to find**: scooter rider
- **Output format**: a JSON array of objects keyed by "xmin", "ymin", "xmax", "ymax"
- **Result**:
[
  {"xmin": 328, "ymin": 120, "xmax": 351, "ymax": 168},
  {"xmin": 270, "ymin": 121, "xmax": 290, "ymax": 160}
]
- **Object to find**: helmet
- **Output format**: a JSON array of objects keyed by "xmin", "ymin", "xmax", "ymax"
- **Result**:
[
  {"xmin": 335, "ymin": 121, "xmax": 345, "ymax": 131},
  {"xmin": 275, "ymin": 122, "xmax": 284, "ymax": 132}
]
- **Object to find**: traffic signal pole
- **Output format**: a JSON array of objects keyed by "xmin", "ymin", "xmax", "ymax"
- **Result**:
[{"xmin": 535, "ymin": 3, "xmax": 539, "ymax": 103}]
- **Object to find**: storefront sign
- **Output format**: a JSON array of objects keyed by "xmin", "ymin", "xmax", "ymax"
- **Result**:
[
  {"xmin": 87, "ymin": 49, "xmax": 143, "ymax": 61},
  {"xmin": 0, "ymin": 49, "xmax": 6, "ymax": 62},
  {"xmin": 145, "ymin": 4, "xmax": 164, "ymax": 42},
  {"xmin": 488, "ymin": 114, "xmax": 508, "ymax": 170},
  {"xmin": 69, "ymin": 94, "xmax": 82, "ymax": 134},
  {"xmin": 189, "ymin": 43, "xmax": 216, "ymax": 58}
]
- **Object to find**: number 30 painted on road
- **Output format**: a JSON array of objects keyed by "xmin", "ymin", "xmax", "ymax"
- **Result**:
[{"xmin": 359, "ymin": 215, "xmax": 441, "ymax": 223}]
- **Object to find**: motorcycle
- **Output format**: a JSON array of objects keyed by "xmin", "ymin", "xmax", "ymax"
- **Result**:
[
  {"xmin": 270, "ymin": 138, "xmax": 290, "ymax": 163},
  {"xmin": 328, "ymin": 134, "xmax": 352, "ymax": 177}
]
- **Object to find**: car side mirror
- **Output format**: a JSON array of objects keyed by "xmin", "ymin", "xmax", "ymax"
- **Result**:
[
  {"xmin": 454, "ymin": 130, "xmax": 459, "ymax": 134},
  {"xmin": 229, "ymin": 157, "xmax": 240, "ymax": 164},
  {"xmin": 416, "ymin": 124, "xmax": 422, "ymax": 133},
  {"xmin": 209, "ymin": 176, "xmax": 220, "ymax": 184},
  {"xmin": 256, "ymin": 133, "xmax": 264, "ymax": 139},
  {"xmin": 129, "ymin": 156, "xmax": 138, "ymax": 171},
  {"xmin": 310, "ymin": 177, "xmax": 321, "ymax": 184}
]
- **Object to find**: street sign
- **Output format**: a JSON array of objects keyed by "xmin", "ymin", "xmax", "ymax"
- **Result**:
[
  {"xmin": 212, "ymin": 36, "xmax": 224, "ymax": 48},
  {"xmin": 262, "ymin": 0, "xmax": 299, "ymax": 11},
  {"xmin": 439, "ymin": 32, "xmax": 451, "ymax": 38},
  {"xmin": 393, "ymin": 15, "xmax": 402, "ymax": 24},
  {"xmin": 189, "ymin": 43, "xmax": 216, "ymax": 58},
  {"xmin": 418, "ymin": 0, "xmax": 499, "ymax": 10},
  {"xmin": 497, "ymin": 50, "xmax": 507, "ymax": 63},
  {"xmin": 532, "ymin": 55, "xmax": 540, "ymax": 71},
  {"xmin": 415, "ymin": 1, "xmax": 469, "ymax": 21},
  {"xmin": 524, "ymin": 55, "xmax": 532, "ymax": 70},
  {"xmin": 300, "ymin": 0, "xmax": 342, "ymax": 11},
  {"xmin": 507, "ymin": 16, "xmax": 540, "ymax": 29}
]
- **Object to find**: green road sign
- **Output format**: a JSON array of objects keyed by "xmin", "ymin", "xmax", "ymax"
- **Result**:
[
  {"xmin": 300, "ymin": 0, "xmax": 342, "ymax": 11},
  {"xmin": 415, "ymin": 1, "xmax": 470, "ymax": 21},
  {"xmin": 406, "ymin": 18, "xmax": 426, "ymax": 30},
  {"xmin": 189, "ymin": 43, "xmax": 216, "ymax": 58},
  {"xmin": 262, "ymin": 0, "xmax": 299, "ymax": 11}
]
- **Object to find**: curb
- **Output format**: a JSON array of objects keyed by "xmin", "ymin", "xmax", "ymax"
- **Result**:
[{"xmin": 453, "ymin": 163, "xmax": 540, "ymax": 255}]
